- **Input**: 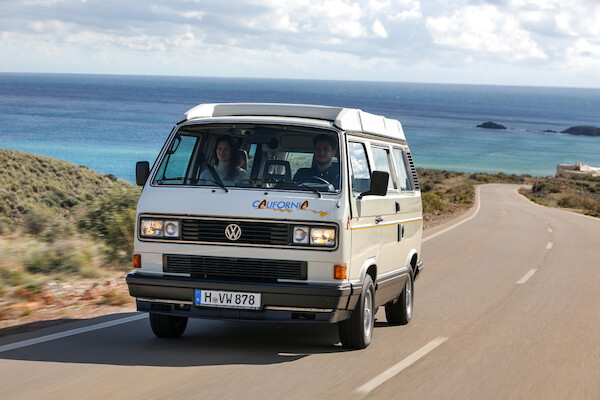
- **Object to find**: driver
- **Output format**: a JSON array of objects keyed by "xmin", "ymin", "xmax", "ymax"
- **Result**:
[{"xmin": 293, "ymin": 134, "xmax": 340, "ymax": 189}]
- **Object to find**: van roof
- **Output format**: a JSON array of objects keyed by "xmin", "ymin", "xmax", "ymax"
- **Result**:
[{"xmin": 182, "ymin": 103, "xmax": 406, "ymax": 142}]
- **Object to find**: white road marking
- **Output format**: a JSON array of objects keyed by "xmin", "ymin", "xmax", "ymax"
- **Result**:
[
  {"xmin": 424, "ymin": 187, "xmax": 481, "ymax": 243},
  {"xmin": 355, "ymin": 337, "xmax": 448, "ymax": 395},
  {"xmin": 547, "ymin": 242, "xmax": 553, "ymax": 250},
  {"xmin": 0, "ymin": 314, "xmax": 146, "ymax": 354},
  {"xmin": 517, "ymin": 269, "xmax": 538, "ymax": 284},
  {"xmin": 548, "ymin": 227, "xmax": 553, "ymax": 233}
]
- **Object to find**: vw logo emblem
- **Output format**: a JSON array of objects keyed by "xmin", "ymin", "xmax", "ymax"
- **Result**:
[{"xmin": 225, "ymin": 224, "xmax": 242, "ymax": 241}]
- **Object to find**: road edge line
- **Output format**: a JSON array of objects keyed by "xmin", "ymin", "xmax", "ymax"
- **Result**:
[
  {"xmin": 0, "ymin": 314, "xmax": 146, "ymax": 353},
  {"xmin": 423, "ymin": 186, "xmax": 481, "ymax": 243}
]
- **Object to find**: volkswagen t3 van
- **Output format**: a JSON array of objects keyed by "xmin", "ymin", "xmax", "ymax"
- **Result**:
[{"xmin": 127, "ymin": 103, "xmax": 423, "ymax": 349}]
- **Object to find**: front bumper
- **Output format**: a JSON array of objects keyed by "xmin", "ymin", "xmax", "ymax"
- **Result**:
[{"xmin": 126, "ymin": 272, "xmax": 362, "ymax": 323}]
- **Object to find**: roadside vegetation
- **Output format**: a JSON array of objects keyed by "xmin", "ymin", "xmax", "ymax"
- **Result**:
[{"xmin": 519, "ymin": 175, "xmax": 600, "ymax": 217}]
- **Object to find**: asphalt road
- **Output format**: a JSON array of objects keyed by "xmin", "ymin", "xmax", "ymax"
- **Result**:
[{"xmin": 1, "ymin": 184, "xmax": 599, "ymax": 399}]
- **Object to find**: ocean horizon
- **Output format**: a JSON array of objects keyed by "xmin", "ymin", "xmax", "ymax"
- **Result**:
[{"xmin": 1, "ymin": 73, "xmax": 599, "ymax": 183}]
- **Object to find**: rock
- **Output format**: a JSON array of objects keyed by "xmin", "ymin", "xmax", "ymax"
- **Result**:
[
  {"xmin": 41, "ymin": 292, "xmax": 55, "ymax": 305},
  {"xmin": 477, "ymin": 122, "xmax": 507, "ymax": 130},
  {"xmin": 13, "ymin": 287, "xmax": 37, "ymax": 302},
  {"xmin": 561, "ymin": 126, "xmax": 600, "ymax": 137}
]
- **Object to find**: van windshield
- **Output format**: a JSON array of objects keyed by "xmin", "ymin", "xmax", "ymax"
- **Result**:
[{"xmin": 152, "ymin": 124, "xmax": 341, "ymax": 193}]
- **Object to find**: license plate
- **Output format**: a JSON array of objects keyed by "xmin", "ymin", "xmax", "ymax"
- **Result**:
[{"xmin": 195, "ymin": 289, "xmax": 261, "ymax": 310}]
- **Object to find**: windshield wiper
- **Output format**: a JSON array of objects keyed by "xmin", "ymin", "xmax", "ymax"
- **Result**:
[
  {"xmin": 195, "ymin": 178, "xmax": 229, "ymax": 193},
  {"xmin": 156, "ymin": 177, "xmax": 229, "ymax": 192},
  {"xmin": 259, "ymin": 179, "xmax": 322, "ymax": 198}
]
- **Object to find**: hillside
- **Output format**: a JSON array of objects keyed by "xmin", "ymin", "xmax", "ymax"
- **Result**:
[{"xmin": 0, "ymin": 148, "xmax": 134, "ymax": 225}]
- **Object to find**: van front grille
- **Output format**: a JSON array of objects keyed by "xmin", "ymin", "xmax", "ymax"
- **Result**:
[
  {"xmin": 181, "ymin": 219, "xmax": 289, "ymax": 246},
  {"xmin": 164, "ymin": 254, "xmax": 307, "ymax": 282}
]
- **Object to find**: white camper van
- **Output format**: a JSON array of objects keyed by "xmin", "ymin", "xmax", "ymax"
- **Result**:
[{"xmin": 127, "ymin": 103, "xmax": 423, "ymax": 349}]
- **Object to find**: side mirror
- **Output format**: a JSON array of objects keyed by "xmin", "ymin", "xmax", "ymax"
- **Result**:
[
  {"xmin": 136, "ymin": 161, "xmax": 150, "ymax": 186},
  {"xmin": 358, "ymin": 171, "xmax": 389, "ymax": 199}
]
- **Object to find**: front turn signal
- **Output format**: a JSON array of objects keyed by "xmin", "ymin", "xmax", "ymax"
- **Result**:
[
  {"xmin": 334, "ymin": 264, "xmax": 347, "ymax": 280},
  {"xmin": 133, "ymin": 254, "xmax": 141, "ymax": 268}
]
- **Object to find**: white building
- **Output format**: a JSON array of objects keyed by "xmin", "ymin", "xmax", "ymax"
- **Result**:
[{"xmin": 557, "ymin": 161, "xmax": 600, "ymax": 177}]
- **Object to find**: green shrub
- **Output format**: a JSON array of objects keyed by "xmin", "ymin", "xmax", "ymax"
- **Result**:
[
  {"xmin": 79, "ymin": 186, "xmax": 140, "ymax": 263},
  {"xmin": 583, "ymin": 198, "xmax": 599, "ymax": 211},
  {"xmin": 24, "ymin": 241, "xmax": 93, "ymax": 274},
  {"xmin": 422, "ymin": 182, "xmax": 434, "ymax": 192},
  {"xmin": 558, "ymin": 195, "xmax": 582, "ymax": 208},
  {"xmin": 23, "ymin": 210, "xmax": 51, "ymax": 235},
  {"xmin": 25, "ymin": 281, "xmax": 43, "ymax": 293},
  {"xmin": 422, "ymin": 193, "xmax": 446, "ymax": 213},
  {"xmin": 0, "ymin": 267, "xmax": 23, "ymax": 286},
  {"xmin": 445, "ymin": 184, "xmax": 474, "ymax": 204}
]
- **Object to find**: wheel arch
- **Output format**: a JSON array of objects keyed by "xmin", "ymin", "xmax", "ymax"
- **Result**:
[{"xmin": 358, "ymin": 257, "xmax": 378, "ymax": 284}]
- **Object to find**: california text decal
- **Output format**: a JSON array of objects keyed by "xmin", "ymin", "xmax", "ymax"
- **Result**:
[{"xmin": 252, "ymin": 199, "xmax": 329, "ymax": 217}]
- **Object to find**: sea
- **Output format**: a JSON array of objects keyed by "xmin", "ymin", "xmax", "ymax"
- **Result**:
[{"xmin": 1, "ymin": 73, "xmax": 599, "ymax": 183}]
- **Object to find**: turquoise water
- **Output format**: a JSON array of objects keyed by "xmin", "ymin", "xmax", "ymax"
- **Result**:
[{"xmin": 1, "ymin": 73, "xmax": 599, "ymax": 182}]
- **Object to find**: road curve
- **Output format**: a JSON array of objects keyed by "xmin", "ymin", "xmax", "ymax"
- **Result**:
[{"xmin": 1, "ymin": 184, "xmax": 599, "ymax": 399}]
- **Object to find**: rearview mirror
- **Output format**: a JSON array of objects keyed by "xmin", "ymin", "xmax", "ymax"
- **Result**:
[
  {"xmin": 136, "ymin": 161, "xmax": 150, "ymax": 186},
  {"xmin": 358, "ymin": 171, "xmax": 389, "ymax": 199},
  {"xmin": 246, "ymin": 131, "xmax": 279, "ymax": 149}
]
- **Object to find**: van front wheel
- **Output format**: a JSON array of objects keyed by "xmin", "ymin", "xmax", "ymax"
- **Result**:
[
  {"xmin": 339, "ymin": 275, "xmax": 375, "ymax": 349},
  {"xmin": 149, "ymin": 313, "xmax": 188, "ymax": 338},
  {"xmin": 385, "ymin": 272, "xmax": 413, "ymax": 325}
]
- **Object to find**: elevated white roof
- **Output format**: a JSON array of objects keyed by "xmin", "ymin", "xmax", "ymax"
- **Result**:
[{"xmin": 182, "ymin": 103, "xmax": 406, "ymax": 141}]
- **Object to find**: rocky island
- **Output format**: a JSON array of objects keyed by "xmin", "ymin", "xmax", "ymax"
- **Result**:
[
  {"xmin": 561, "ymin": 126, "xmax": 600, "ymax": 137},
  {"xmin": 477, "ymin": 121, "xmax": 507, "ymax": 130}
]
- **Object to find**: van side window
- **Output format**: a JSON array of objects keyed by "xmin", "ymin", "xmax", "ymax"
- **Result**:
[
  {"xmin": 371, "ymin": 146, "xmax": 397, "ymax": 190},
  {"xmin": 348, "ymin": 142, "xmax": 371, "ymax": 193},
  {"xmin": 392, "ymin": 148, "xmax": 412, "ymax": 191}
]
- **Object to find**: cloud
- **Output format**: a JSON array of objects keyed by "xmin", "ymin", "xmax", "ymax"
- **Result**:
[
  {"xmin": 372, "ymin": 19, "xmax": 388, "ymax": 38},
  {"xmin": 0, "ymin": 0, "xmax": 599, "ymax": 87},
  {"xmin": 426, "ymin": 4, "xmax": 547, "ymax": 61}
]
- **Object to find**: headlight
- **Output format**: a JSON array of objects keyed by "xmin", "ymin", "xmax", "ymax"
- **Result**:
[
  {"xmin": 140, "ymin": 219, "xmax": 163, "ymax": 237},
  {"xmin": 140, "ymin": 218, "xmax": 180, "ymax": 239},
  {"xmin": 293, "ymin": 227, "xmax": 310, "ymax": 244},
  {"xmin": 310, "ymin": 228, "xmax": 336, "ymax": 246},
  {"xmin": 292, "ymin": 225, "xmax": 336, "ymax": 247},
  {"xmin": 164, "ymin": 220, "xmax": 180, "ymax": 237}
]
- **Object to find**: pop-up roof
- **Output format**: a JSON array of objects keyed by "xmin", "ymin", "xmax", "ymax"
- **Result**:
[{"xmin": 182, "ymin": 103, "xmax": 406, "ymax": 142}]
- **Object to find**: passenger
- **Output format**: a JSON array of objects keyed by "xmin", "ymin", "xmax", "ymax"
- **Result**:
[
  {"xmin": 293, "ymin": 134, "xmax": 340, "ymax": 189},
  {"xmin": 200, "ymin": 135, "xmax": 248, "ymax": 186}
]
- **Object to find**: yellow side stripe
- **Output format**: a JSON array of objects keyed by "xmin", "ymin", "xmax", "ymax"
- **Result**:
[{"xmin": 350, "ymin": 218, "xmax": 423, "ymax": 231}]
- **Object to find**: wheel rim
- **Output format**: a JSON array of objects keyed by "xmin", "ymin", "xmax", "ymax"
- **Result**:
[
  {"xmin": 363, "ymin": 287, "xmax": 373, "ymax": 339},
  {"xmin": 405, "ymin": 276, "xmax": 413, "ymax": 319}
]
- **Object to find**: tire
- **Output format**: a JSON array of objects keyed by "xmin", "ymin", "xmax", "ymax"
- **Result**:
[
  {"xmin": 385, "ymin": 272, "xmax": 413, "ymax": 326},
  {"xmin": 339, "ymin": 274, "xmax": 375, "ymax": 349},
  {"xmin": 149, "ymin": 313, "xmax": 188, "ymax": 338}
]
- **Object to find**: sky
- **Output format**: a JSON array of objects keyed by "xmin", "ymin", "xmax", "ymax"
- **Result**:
[{"xmin": 1, "ymin": 0, "xmax": 599, "ymax": 88}]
